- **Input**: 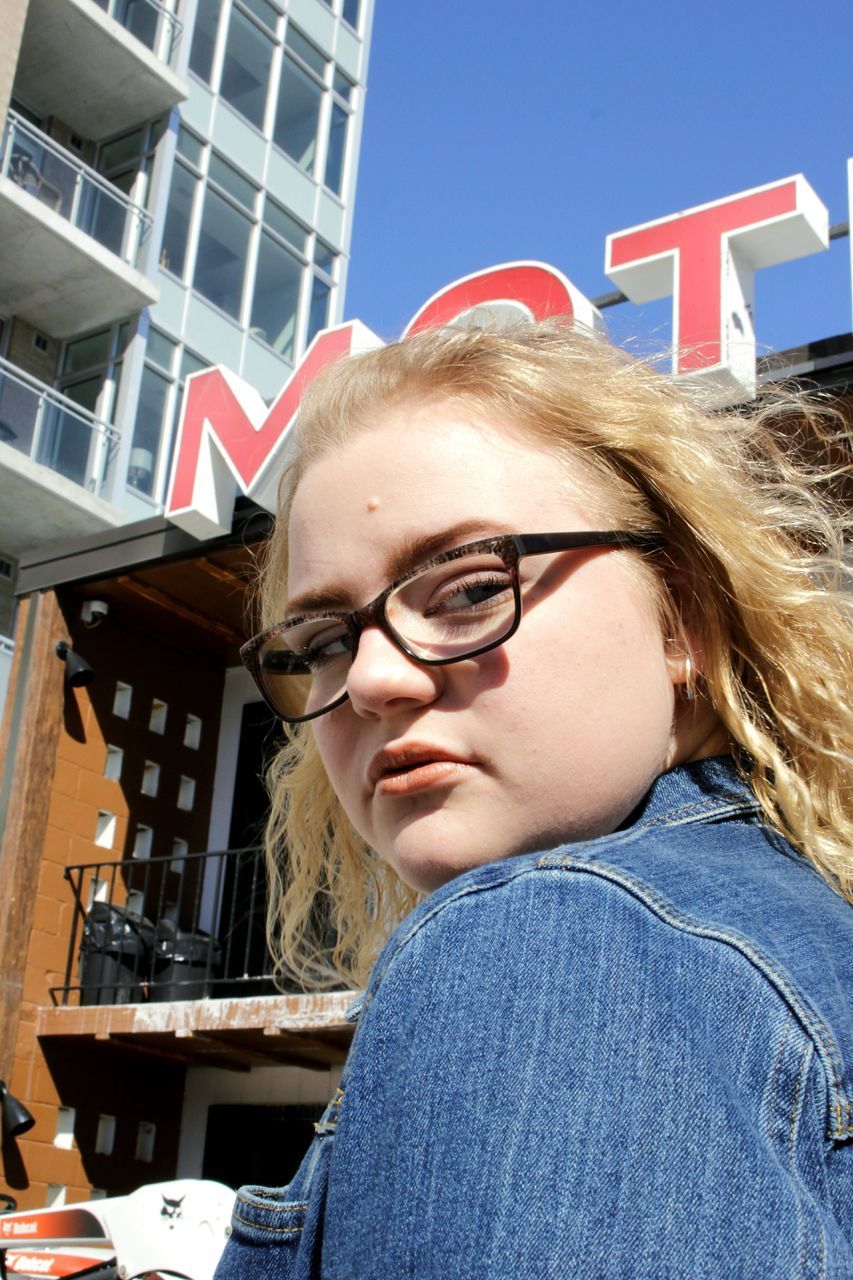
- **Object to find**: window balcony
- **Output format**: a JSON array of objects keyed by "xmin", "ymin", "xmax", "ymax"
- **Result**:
[
  {"xmin": 0, "ymin": 355, "xmax": 123, "ymax": 555},
  {"xmin": 44, "ymin": 840, "xmax": 356, "ymax": 1067},
  {"xmin": 56, "ymin": 845, "xmax": 280, "ymax": 1007},
  {"xmin": 15, "ymin": 0, "xmax": 187, "ymax": 140},
  {"xmin": 0, "ymin": 113, "xmax": 158, "ymax": 336}
]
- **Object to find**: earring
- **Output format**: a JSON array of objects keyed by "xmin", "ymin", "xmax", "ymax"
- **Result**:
[{"xmin": 683, "ymin": 654, "xmax": 696, "ymax": 702}]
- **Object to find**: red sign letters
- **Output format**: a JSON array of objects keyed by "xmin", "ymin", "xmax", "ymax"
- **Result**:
[{"xmin": 166, "ymin": 168, "xmax": 844, "ymax": 538}]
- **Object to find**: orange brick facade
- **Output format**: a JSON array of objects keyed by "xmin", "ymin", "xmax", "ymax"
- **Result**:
[{"xmin": 4, "ymin": 596, "xmax": 224, "ymax": 1207}]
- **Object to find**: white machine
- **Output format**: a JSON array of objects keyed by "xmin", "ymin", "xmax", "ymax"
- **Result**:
[{"xmin": 0, "ymin": 1181, "xmax": 234, "ymax": 1280}]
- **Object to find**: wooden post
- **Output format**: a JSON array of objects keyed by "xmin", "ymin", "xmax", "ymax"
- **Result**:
[{"xmin": 0, "ymin": 590, "xmax": 65, "ymax": 1082}]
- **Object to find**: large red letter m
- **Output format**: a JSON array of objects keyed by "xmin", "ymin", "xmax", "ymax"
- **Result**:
[{"xmin": 166, "ymin": 321, "xmax": 382, "ymax": 539}]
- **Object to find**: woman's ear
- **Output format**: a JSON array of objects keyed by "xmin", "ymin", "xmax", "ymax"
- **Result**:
[
  {"xmin": 659, "ymin": 555, "xmax": 704, "ymax": 698},
  {"xmin": 665, "ymin": 648, "xmax": 698, "ymax": 700}
]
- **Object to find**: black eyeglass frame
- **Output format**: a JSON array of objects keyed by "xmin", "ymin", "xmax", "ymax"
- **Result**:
[{"xmin": 241, "ymin": 530, "xmax": 664, "ymax": 724}]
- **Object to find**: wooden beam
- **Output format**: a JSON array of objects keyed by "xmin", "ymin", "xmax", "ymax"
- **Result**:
[
  {"xmin": 103, "ymin": 1032, "xmax": 249, "ymax": 1071},
  {"xmin": 197, "ymin": 557, "xmax": 254, "ymax": 589},
  {"xmin": 0, "ymin": 591, "xmax": 65, "ymax": 1082},
  {"xmin": 263, "ymin": 1026, "xmax": 351, "ymax": 1062},
  {"xmin": 174, "ymin": 1029, "xmax": 289, "ymax": 1066},
  {"xmin": 116, "ymin": 575, "xmax": 244, "ymax": 646}
]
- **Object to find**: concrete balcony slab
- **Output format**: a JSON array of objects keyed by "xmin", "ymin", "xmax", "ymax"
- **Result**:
[
  {"xmin": 16, "ymin": 0, "xmax": 187, "ymax": 141},
  {"xmin": 0, "ymin": 175, "xmax": 158, "ymax": 335},
  {"xmin": 0, "ymin": 444, "xmax": 124, "ymax": 558}
]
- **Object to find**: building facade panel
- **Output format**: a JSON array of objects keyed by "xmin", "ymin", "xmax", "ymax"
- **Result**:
[{"xmin": 0, "ymin": 0, "xmax": 373, "ymax": 1212}]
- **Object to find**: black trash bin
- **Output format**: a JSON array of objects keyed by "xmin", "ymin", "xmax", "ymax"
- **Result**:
[
  {"xmin": 79, "ymin": 903, "xmax": 154, "ymax": 1005},
  {"xmin": 151, "ymin": 921, "xmax": 222, "ymax": 1001}
]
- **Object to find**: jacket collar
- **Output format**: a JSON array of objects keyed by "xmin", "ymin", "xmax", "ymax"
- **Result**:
[{"xmin": 624, "ymin": 755, "xmax": 759, "ymax": 832}]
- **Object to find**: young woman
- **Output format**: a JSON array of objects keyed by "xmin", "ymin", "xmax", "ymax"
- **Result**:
[{"xmin": 217, "ymin": 322, "xmax": 852, "ymax": 1278}]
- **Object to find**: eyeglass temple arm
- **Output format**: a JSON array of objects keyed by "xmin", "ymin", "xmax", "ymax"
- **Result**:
[{"xmin": 511, "ymin": 531, "xmax": 663, "ymax": 556}]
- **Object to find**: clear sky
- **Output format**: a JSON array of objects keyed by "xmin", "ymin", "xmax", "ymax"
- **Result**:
[{"xmin": 344, "ymin": 0, "xmax": 852, "ymax": 358}]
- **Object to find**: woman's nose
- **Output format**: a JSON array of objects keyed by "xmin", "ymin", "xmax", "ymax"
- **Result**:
[{"xmin": 345, "ymin": 624, "xmax": 442, "ymax": 717}]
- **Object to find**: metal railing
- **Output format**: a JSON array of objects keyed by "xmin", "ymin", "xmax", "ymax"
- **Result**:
[
  {"xmin": 92, "ymin": 0, "xmax": 183, "ymax": 64},
  {"xmin": 0, "ymin": 356, "xmax": 118, "ymax": 496},
  {"xmin": 1, "ymin": 112, "xmax": 152, "ymax": 267},
  {"xmin": 55, "ymin": 846, "xmax": 281, "ymax": 1005}
]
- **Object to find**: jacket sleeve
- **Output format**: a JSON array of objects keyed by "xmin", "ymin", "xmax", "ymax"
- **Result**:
[{"xmin": 320, "ymin": 865, "xmax": 851, "ymax": 1279}]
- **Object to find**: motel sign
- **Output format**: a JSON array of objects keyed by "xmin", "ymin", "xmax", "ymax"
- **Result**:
[{"xmin": 167, "ymin": 168, "xmax": 851, "ymax": 541}]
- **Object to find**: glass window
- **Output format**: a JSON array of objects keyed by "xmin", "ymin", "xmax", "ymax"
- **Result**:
[
  {"xmin": 63, "ymin": 330, "xmax": 111, "ymax": 375},
  {"xmin": 285, "ymin": 27, "xmax": 327, "ymax": 77},
  {"xmin": 220, "ymin": 6, "xmax": 273, "ymax": 129},
  {"xmin": 122, "ymin": 0, "xmax": 160, "ymax": 51},
  {"xmin": 149, "ymin": 116, "xmax": 167, "ymax": 148},
  {"xmin": 194, "ymin": 188, "xmax": 252, "ymax": 320},
  {"xmin": 275, "ymin": 55, "xmax": 322, "ymax": 170},
  {"xmin": 241, "ymin": 0, "xmax": 279, "ymax": 31},
  {"xmin": 177, "ymin": 125, "xmax": 204, "ymax": 166},
  {"xmin": 250, "ymin": 233, "xmax": 302, "ymax": 359},
  {"xmin": 342, "ymin": 0, "xmax": 361, "ymax": 30},
  {"xmin": 181, "ymin": 349, "xmax": 207, "ymax": 380},
  {"xmin": 99, "ymin": 129, "xmax": 144, "ymax": 171},
  {"xmin": 264, "ymin": 198, "xmax": 308, "ymax": 252},
  {"xmin": 129, "ymin": 365, "xmax": 171, "ymax": 496},
  {"xmin": 160, "ymin": 161, "xmax": 197, "ymax": 277},
  {"xmin": 189, "ymin": 0, "xmax": 220, "ymax": 82},
  {"xmin": 314, "ymin": 240, "xmax": 335, "ymax": 275},
  {"xmin": 324, "ymin": 102, "xmax": 348, "ymax": 194},
  {"xmin": 62, "ymin": 374, "xmax": 102, "ymax": 415},
  {"xmin": 333, "ymin": 70, "xmax": 354, "ymax": 102},
  {"xmin": 307, "ymin": 275, "xmax": 330, "ymax": 344},
  {"xmin": 209, "ymin": 154, "xmax": 257, "ymax": 210},
  {"xmin": 146, "ymin": 329, "xmax": 177, "ymax": 372}
]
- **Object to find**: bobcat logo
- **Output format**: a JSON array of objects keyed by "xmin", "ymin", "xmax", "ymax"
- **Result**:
[{"xmin": 161, "ymin": 1195, "xmax": 185, "ymax": 1223}]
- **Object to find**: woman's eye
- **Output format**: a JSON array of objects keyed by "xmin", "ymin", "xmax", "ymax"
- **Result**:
[
  {"xmin": 299, "ymin": 627, "xmax": 351, "ymax": 670},
  {"xmin": 426, "ymin": 573, "xmax": 511, "ymax": 615}
]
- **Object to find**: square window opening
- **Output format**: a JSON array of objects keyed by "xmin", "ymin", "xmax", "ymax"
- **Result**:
[
  {"xmin": 149, "ymin": 699, "xmax": 168, "ymax": 734},
  {"xmin": 177, "ymin": 777, "xmax": 196, "ymax": 811},
  {"xmin": 113, "ymin": 682, "xmax": 133, "ymax": 718}
]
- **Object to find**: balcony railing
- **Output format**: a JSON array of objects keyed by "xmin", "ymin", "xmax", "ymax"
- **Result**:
[
  {"xmin": 0, "ymin": 356, "xmax": 118, "ymax": 496},
  {"xmin": 1, "ymin": 112, "xmax": 152, "ymax": 268},
  {"xmin": 54, "ymin": 846, "xmax": 283, "ymax": 1005},
  {"xmin": 92, "ymin": 0, "xmax": 183, "ymax": 65}
]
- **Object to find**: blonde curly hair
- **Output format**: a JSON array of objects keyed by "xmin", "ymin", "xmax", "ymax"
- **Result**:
[{"xmin": 254, "ymin": 321, "xmax": 853, "ymax": 989}]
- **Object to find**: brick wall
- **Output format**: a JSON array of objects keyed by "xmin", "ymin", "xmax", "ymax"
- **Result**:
[
  {"xmin": 4, "ymin": 604, "xmax": 226, "ymax": 1208},
  {"xmin": 7, "ymin": 317, "xmax": 59, "ymax": 383}
]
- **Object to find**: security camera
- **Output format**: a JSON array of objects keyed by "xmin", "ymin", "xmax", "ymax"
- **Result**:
[{"xmin": 81, "ymin": 599, "xmax": 109, "ymax": 628}]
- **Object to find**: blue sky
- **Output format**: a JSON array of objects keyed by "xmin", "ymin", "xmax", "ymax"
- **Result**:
[{"xmin": 344, "ymin": 0, "xmax": 852, "ymax": 357}]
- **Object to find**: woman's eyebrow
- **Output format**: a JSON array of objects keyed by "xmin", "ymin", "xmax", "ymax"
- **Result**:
[{"xmin": 284, "ymin": 518, "xmax": 508, "ymax": 616}]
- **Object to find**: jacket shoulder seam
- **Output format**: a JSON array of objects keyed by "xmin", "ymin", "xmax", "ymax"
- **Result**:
[{"xmin": 538, "ymin": 856, "xmax": 852, "ymax": 1142}]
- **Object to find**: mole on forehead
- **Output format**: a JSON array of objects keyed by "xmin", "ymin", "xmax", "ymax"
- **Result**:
[{"xmin": 366, "ymin": 497, "xmax": 380, "ymax": 512}]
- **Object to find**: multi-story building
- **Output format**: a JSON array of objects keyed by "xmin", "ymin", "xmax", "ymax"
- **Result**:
[
  {"xmin": 0, "ymin": 0, "xmax": 374, "ymax": 1211},
  {"xmin": 0, "ymin": 0, "xmax": 373, "ymax": 714}
]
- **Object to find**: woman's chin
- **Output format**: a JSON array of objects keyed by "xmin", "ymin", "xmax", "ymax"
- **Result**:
[{"xmin": 380, "ymin": 810, "xmax": 503, "ymax": 895}]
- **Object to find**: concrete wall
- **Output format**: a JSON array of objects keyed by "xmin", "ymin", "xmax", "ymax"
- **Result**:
[{"xmin": 0, "ymin": 0, "xmax": 29, "ymax": 129}]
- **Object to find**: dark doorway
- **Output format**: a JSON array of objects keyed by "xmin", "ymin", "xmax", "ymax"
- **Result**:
[
  {"xmin": 202, "ymin": 1102, "xmax": 325, "ymax": 1189},
  {"xmin": 218, "ymin": 701, "xmax": 282, "ymax": 992},
  {"xmin": 229, "ymin": 700, "xmax": 283, "ymax": 849}
]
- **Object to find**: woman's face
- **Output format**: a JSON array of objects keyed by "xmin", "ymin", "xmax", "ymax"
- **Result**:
[{"xmin": 286, "ymin": 402, "xmax": 696, "ymax": 893}]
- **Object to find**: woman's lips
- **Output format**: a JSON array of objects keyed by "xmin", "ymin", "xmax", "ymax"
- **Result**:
[
  {"xmin": 375, "ymin": 759, "xmax": 472, "ymax": 797},
  {"xmin": 368, "ymin": 744, "xmax": 475, "ymax": 796}
]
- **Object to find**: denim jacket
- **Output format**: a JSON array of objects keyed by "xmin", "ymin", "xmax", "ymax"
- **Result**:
[{"xmin": 215, "ymin": 758, "xmax": 852, "ymax": 1278}]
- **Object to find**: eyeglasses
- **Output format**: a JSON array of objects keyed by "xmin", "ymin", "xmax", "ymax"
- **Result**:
[{"xmin": 241, "ymin": 530, "xmax": 663, "ymax": 723}]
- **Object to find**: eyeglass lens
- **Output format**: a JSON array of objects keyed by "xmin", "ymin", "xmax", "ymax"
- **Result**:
[{"xmin": 257, "ymin": 550, "xmax": 518, "ymax": 719}]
